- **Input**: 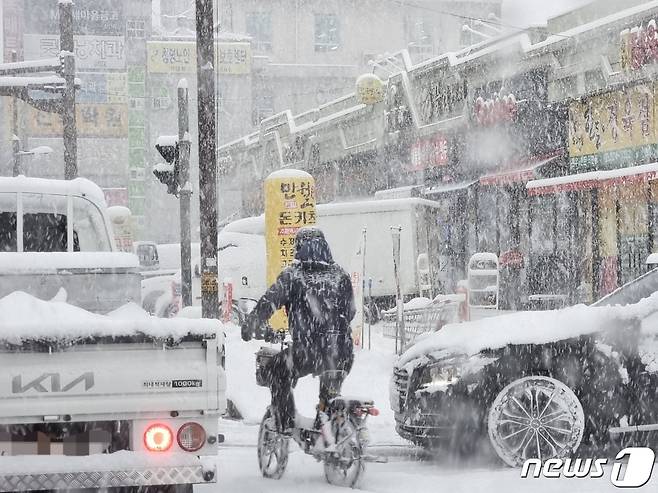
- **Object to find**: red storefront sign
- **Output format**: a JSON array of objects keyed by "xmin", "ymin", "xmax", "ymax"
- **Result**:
[
  {"xmin": 409, "ymin": 134, "xmax": 448, "ymax": 171},
  {"xmin": 473, "ymin": 93, "xmax": 517, "ymax": 126},
  {"xmin": 620, "ymin": 20, "xmax": 658, "ymax": 71},
  {"xmin": 103, "ymin": 188, "xmax": 128, "ymax": 207}
]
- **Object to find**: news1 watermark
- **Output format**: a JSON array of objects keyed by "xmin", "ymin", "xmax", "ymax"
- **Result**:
[{"xmin": 521, "ymin": 448, "xmax": 656, "ymax": 487}]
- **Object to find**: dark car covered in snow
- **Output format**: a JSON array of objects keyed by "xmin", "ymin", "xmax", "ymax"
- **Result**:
[{"xmin": 390, "ymin": 268, "xmax": 658, "ymax": 466}]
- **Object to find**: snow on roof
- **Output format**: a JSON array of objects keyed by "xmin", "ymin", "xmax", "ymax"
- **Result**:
[
  {"xmin": 527, "ymin": 162, "xmax": 658, "ymax": 194},
  {"xmin": 0, "ymin": 58, "xmax": 60, "ymax": 72},
  {"xmin": 424, "ymin": 180, "xmax": 478, "ymax": 196},
  {"xmin": 398, "ymin": 291, "xmax": 658, "ymax": 367},
  {"xmin": 155, "ymin": 135, "xmax": 178, "ymax": 147},
  {"xmin": 0, "ymin": 291, "xmax": 223, "ymax": 344},
  {"xmin": 531, "ymin": 0, "xmax": 658, "ymax": 51},
  {"xmin": 374, "ymin": 185, "xmax": 422, "ymax": 199},
  {"xmin": 0, "ymin": 176, "xmax": 107, "ymax": 206},
  {"xmin": 153, "ymin": 162, "xmax": 174, "ymax": 173},
  {"xmin": 0, "ymin": 75, "xmax": 66, "ymax": 88},
  {"xmin": 317, "ymin": 197, "xmax": 443, "ymax": 216},
  {"xmin": 0, "ymin": 252, "xmax": 139, "ymax": 273},
  {"xmin": 222, "ymin": 215, "xmax": 265, "ymax": 235},
  {"xmin": 647, "ymin": 253, "xmax": 658, "ymax": 265}
]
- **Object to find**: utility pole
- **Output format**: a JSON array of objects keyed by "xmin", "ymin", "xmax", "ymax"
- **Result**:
[
  {"xmin": 59, "ymin": 0, "xmax": 77, "ymax": 179},
  {"xmin": 11, "ymin": 51, "xmax": 20, "ymax": 177},
  {"xmin": 178, "ymin": 79, "xmax": 193, "ymax": 308},
  {"xmin": 195, "ymin": 0, "xmax": 219, "ymax": 319}
]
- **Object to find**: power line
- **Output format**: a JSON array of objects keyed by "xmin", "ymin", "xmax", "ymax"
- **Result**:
[{"xmin": 378, "ymin": 0, "xmax": 574, "ymax": 40}]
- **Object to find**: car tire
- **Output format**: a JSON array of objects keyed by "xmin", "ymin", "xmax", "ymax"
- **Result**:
[{"xmin": 487, "ymin": 376, "xmax": 585, "ymax": 467}]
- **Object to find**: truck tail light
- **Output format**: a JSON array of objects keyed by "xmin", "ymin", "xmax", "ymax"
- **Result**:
[
  {"xmin": 144, "ymin": 424, "xmax": 173, "ymax": 452},
  {"xmin": 177, "ymin": 422, "xmax": 206, "ymax": 452}
]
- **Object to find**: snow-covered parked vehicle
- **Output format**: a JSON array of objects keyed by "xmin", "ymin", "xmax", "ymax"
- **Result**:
[
  {"xmin": 216, "ymin": 197, "xmax": 445, "ymax": 315},
  {"xmin": 0, "ymin": 176, "xmax": 140, "ymax": 313},
  {"xmin": 390, "ymin": 268, "xmax": 658, "ymax": 466},
  {"xmin": 0, "ymin": 292, "xmax": 226, "ymax": 492}
]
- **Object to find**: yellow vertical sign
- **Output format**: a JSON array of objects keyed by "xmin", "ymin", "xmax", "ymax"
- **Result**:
[{"xmin": 264, "ymin": 169, "xmax": 317, "ymax": 331}]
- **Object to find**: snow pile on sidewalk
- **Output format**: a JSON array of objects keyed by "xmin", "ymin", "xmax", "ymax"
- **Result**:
[
  {"xmin": 399, "ymin": 292, "xmax": 658, "ymax": 366},
  {"xmin": 0, "ymin": 291, "xmax": 222, "ymax": 344}
]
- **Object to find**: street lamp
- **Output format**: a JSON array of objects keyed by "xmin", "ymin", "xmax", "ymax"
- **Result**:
[
  {"xmin": 12, "ymin": 136, "xmax": 53, "ymax": 176},
  {"xmin": 17, "ymin": 146, "xmax": 53, "ymax": 157}
]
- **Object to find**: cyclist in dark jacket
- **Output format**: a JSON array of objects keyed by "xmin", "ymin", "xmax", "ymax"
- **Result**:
[{"xmin": 242, "ymin": 227, "xmax": 355, "ymax": 431}]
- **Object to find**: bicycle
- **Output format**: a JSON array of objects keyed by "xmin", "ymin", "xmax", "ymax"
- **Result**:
[{"xmin": 253, "ymin": 329, "xmax": 386, "ymax": 487}]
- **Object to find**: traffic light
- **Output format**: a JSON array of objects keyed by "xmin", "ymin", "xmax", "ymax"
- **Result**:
[{"xmin": 153, "ymin": 136, "xmax": 180, "ymax": 195}]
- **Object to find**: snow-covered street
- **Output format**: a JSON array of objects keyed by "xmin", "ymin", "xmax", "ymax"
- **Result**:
[
  {"xmin": 208, "ymin": 439, "xmax": 658, "ymax": 493},
  {"xmin": 210, "ymin": 323, "xmax": 658, "ymax": 492}
]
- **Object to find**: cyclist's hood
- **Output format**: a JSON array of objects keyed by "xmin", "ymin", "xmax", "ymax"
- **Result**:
[{"xmin": 294, "ymin": 227, "xmax": 334, "ymax": 264}]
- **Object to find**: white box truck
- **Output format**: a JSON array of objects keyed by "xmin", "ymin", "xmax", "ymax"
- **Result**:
[{"xmin": 218, "ymin": 197, "xmax": 444, "ymax": 304}]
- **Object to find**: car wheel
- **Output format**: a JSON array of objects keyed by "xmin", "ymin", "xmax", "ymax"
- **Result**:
[{"xmin": 488, "ymin": 376, "xmax": 585, "ymax": 467}]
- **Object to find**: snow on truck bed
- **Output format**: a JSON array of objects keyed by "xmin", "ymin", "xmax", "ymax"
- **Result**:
[
  {"xmin": 398, "ymin": 292, "xmax": 658, "ymax": 366},
  {"xmin": 0, "ymin": 291, "xmax": 223, "ymax": 344}
]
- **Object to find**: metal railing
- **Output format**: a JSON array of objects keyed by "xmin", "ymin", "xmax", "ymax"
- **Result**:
[{"xmin": 382, "ymin": 297, "xmax": 461, "ymax": 345}]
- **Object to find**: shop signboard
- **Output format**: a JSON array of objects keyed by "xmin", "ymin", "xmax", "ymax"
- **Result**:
[
  {"xmin": 24, "ymin": 34, "xmax": 125, "ymax": 70},
  {"xmin": 568, "ymin": 83, "xmax": 657, "ymax": 172},
  {"xmin": 28, "ymin": 104, "xmax": 128, "ymax": 138},
  {"xmin": 78, "ymin": 73, "xmax": 127, "ymax": 104},
  {"xmin": 409, "ymin": 134, "xmax": 449, "ymax": 171},
  {"xmin": 147, "ymin": 41, "xmax": 251, "ymax": 75},
  {"xmin": 413, "ymin": 72, "xmax": 466, "ymax": 126},
  {"xmin": 24, "ymin": 0, "xmax": 124, "ymax": 36}
]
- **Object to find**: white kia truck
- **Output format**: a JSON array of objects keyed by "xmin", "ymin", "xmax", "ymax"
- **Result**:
[
  {"xmin": 0, "ymin": 176, "xmax": 141, "ymax": 313},
  {"xmin": 0, "ymin": 291, "xmax": 226, "ymax": 492}
]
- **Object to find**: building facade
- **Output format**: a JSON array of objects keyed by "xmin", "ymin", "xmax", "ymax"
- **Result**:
[
  {"xmin": 2, "ymin": 0, "xmax": 152, "ymax": 235},
  {"xmin": 219, "ymin": 0, "xmax": 658, "ymax": 307}
]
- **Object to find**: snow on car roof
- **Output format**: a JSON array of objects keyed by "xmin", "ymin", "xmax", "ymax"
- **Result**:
[
  {"xmin": 397, "ymin": 292, "xmax": 658, "ymax": 367},
  {"xmin": 0, "ymin": 176, "xmax": 107, "ymax": 207},
  {"xmin": 0, "ymin": 291, "xmax": 223, "ymax": 344},
  {"xmin": 223, "ymin": 215, "xmax": 265, "ymax": 235}
]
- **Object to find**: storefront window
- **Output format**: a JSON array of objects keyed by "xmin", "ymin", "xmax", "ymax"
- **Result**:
[
  {"xmin": 497, "ymin": 190, "xmax": 512, "ymax": 252},
  {"xmin": 476, "ymin": 189, "xmax": 497, "ymax": 252},
  {"xmin": 531, "ymin": 196, "xmax": 556, "ymax": 255},
  {"xmin": 617, "ymin": 183, "xmax": 649, "ymax": 285},
  {"xmin": 0, "ymin": 193, "xmax": 17, "ymax": 252},
  {"xmin": 556, "ymin": 193, "xmax": 572, "ymax": 251}
]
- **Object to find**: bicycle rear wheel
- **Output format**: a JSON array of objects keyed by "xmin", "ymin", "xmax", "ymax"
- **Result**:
[
  {"xmin": 257, "ymin": 407, "xmax": 289, "ymax": 479},
  {"xmin": 323, "ymin": 417, "xmax": 365, "ymax": 488}
]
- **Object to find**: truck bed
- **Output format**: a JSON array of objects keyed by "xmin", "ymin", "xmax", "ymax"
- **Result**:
[
  {"xmin": 0, "ymin": 338, "xmax": 225, "ymax": 424},
  {"xmin": 0, "ymin": 291, "xmax": 226, "ymax": 424}
]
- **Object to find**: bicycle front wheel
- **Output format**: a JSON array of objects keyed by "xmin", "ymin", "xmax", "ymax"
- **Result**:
[{"xmin": 257, "ymin": 407, "xmax": 289, "ymax": 479}]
